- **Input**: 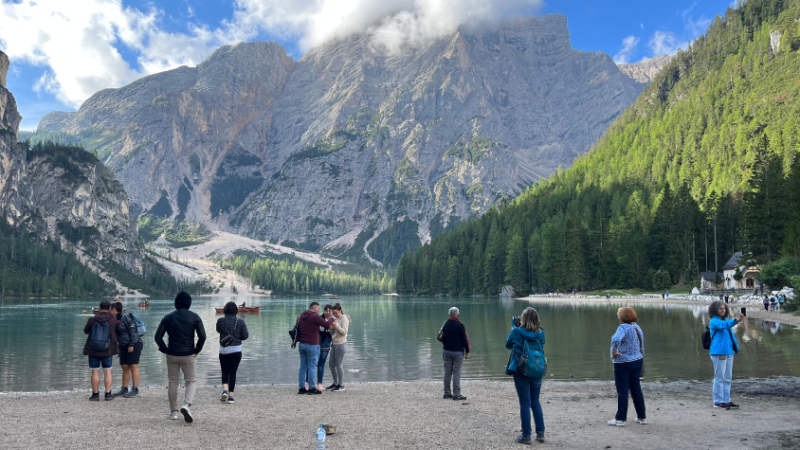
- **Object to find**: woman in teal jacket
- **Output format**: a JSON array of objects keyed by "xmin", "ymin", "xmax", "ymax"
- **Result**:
[
  {"xmin": 505, "ymin": 307, "xmax": 546, "ymax": 444},
  {"xmin": 708, "ymin": 300, "xmax": 744, "ymax": 410}
]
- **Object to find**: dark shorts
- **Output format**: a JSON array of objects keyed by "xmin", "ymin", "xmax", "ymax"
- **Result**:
[
  {"xmin": 89, "ymin": 355, "xmax": 113, "ymax": 370},
  {"xmin": 119, "ymin": 342, "xmax": 143, "ymax": 366}
]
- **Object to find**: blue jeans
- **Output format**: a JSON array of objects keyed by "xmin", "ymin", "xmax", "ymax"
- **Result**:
[
  {"xmin": 711, "ymin": 355, "xmax": 734, "ymax": 404},
  {"xmin": 613, "ymin": 359, "xmax": 646, "ymax": 421},
  {"xmin": 513, "ymin": 373, "xmax": 545, "ymax": 437},
  {"xmin": 298, "ymin": 344, "xmax": 320, "ymax": 388}
]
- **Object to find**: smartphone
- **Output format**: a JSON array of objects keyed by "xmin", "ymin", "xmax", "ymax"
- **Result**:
[{"xmin": 740, "ymin": 307, "xmax": 746, "ymax": 316}]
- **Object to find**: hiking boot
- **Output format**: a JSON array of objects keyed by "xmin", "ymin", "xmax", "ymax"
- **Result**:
[
  {"xmin": 227, "ymin": 396, "xmax": 236, "ymax": 404},
  {"xmin": 307, "ymin": 388, "xmax": 322, "ymax": 395},
  {"xmin": 89, "ymin": 392, "xmax": 100, "ymax": 401},
  {"xmin": 111, "ymin": 387, "xmax": 128, "ymax": 398},
  {"xmin": 298, "ymin": 388, "xmax": 308, "ymax": 395},
  {"xmin": 123, "ymin": 388, "xmax": 140, "ymax": 398},
  {"xmin": 443, "ymin": 394, "xmax": 453, "ymax": 399},
  {"xmin": 220, "ymin": 390, "xmax": 229, "ymax": 402},
  {"xmin": 714, "ymin": 403, "xmax": 730, "ymax": 410},
  {"xmin": 104, "ymin": 392, "xmax": 114, "ymax": 401},
  {"xmin": 535, "ymin": 434, "xmax": 545, "ymax": 443},
  {"xmin": 515, "ymin": 434, "xmax": 533, "ymax": 445},
  {"xmin": 726, "ymin": 402, "xmax": 739, "ymax": 410},
  {"xmin": 452, "ymin": 395, "xmax": 467, "ymax": 401},
  {"xmin": 180, "ymin": 404, "xmax": 193, "ymax": 423},
  {"xmin": 169, "ymin": 411, "xmax": 180, "ymax": 420}
]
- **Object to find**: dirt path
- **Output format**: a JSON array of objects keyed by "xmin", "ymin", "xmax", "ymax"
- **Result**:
[
  {"xmin": 519, "ymin": 295, "xmax": 800, "ymax": 329},
  {"xmin": 1, "ymin": 379, "xmax": 798, "ymax": 449}
]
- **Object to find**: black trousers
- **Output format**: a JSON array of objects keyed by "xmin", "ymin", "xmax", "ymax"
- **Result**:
[
  {"xmin": 614, "ymin": 359, "xmax": 646, "ymax": 421},
  {"xmin": 219, "ymin": 352, "xmax": 243, "ymax": 392}
]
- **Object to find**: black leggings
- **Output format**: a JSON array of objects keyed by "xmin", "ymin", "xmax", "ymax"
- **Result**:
[{"xmin": 219, "ymin": 352, "xmax": 243, "ymax": 392}]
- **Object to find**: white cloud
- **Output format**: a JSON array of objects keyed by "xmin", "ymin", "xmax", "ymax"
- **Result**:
[
  {"xmin": 0, "ymin": 0, "xmax": 542, "ymax": 110},
  {"xmin": 648, "ymin": 30, "xmax": 687, "ymax": 56},
  {"xmin": 613, "ymin": 35, "xmax": 639, "ymax": 64}
]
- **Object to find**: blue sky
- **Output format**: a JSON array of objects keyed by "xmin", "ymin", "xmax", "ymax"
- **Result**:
[{"xmin": 0, "ymin": 0, "xmax": 734, "ymax": 130}]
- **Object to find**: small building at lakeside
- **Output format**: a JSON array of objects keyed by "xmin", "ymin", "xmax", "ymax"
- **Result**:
[
  {"xmin": 721, "ymin": 252, "xmax": 760, "ymax": 290},
  {"xmin": 700, "ymin": 272, "xmax": 721, "ymax": 290}
]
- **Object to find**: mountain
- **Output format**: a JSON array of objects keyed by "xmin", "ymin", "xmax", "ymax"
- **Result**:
[
  {"xmin": 0, "ymin": 50, "xmax": 143, "ymax": 283},
  {"xmin": 618, "ymin": 54, "xmax": 675, "ymax": 84},
  {"xmin": 395, "ymin": 0, "xmax": 800, "ymax": 295},
  {"xmin": 33, "ymin": 15, "xmax": 648, "ymax": 266}
]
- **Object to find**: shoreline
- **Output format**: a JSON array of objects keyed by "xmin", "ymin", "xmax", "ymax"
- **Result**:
[
  {"xmin": 519, "ymin": 295, "xmax": 800, "ymax": 328},
  {"xmin": 1, "ymin": 379, "xmax": 799, "ymax": 449}
]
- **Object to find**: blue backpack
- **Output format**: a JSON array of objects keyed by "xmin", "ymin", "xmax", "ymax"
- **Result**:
[
  {"xmin": 128, "ymin": 313, "xmax": 146, "ymax": 336},
  {"xmin": 90, "ymin": 320, "xmax": 111, "ymax": 351},
  {"xmin": 517, "ymin": 339, "xmax": 547, "ymax": 379}
]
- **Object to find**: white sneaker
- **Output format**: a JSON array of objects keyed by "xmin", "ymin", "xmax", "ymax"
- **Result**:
[
  {"xmin": 220, "ymin": 391, "xmax": 228, "ymax": 402},
  {"xmin": 180, "ymin": 404, "xmax": 193, "ymax": 423},
  {"xmin": 634, "ymin": 418, "xmax": 647, "ymax": 425},
  {"xmin": 169, "ymin": 411, "xmax": 180, "ymax": 420},
  {"xmin": 607, "ymin": 419, "xmax": 625, "ymax": 427}
]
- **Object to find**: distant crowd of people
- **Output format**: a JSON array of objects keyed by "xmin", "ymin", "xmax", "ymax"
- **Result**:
[{"xmin": 82, "ymin": 293, "xmax": 747, "ymax": 445}]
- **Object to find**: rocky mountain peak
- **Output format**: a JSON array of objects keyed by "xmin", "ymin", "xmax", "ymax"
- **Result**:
[
  {"xmin": 619, "ymin": 53, "xmax": 675, "ymax": 84},
  {"xmin": 0, "ymin": 50, "xmax": 8, "ymax": 89}
]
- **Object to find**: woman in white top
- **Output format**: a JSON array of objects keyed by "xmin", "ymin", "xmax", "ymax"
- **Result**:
[{"xmin": 329, "ymin": 303, "xmax": 349, "ymax": 392}]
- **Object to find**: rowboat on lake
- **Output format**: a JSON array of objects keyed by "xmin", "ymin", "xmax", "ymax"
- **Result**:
[{"xmin": 215, "ymin": 305, "xmax": 262, "ymax": 314}]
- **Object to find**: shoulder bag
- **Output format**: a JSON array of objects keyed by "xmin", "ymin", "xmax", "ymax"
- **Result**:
[
  {"xmin": 436, "ymin": 320, "xmax": 448, "ymax": 342},
  {"xmin": 220, "ymin": 319, "xmax": 239, "ymax": 347},
  {"xmin": 289, "ymin": 317, "xmax": 300, "ymax": 349},
  {"xmin": 634, "ymin": 324, "xmax": 645, "ymax": 378}
]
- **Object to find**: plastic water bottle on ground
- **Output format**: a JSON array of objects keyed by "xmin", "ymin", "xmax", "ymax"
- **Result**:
[{"xmin": 316, "ymin": 424, "xmax": 326, "ymax": 449}]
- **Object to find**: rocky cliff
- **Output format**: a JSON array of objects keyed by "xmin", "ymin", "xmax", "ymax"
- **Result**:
[
  {"xmin": 0, "ymin": 50, "xmax": 143, "ymax": 274},
  {"xmin": 35, "ymin": 15, "xmax": 650, "ymax": 265},
  {"xmin": 619, "ymin": 54, "xmax": 675, "ymax": 84}
]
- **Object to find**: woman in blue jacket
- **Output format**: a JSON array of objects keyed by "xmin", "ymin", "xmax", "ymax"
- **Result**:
[
  {"xmin": 505, "ymin": 307, "xmax": 546, "ymax": 444},
  {"xmin": 708, "ymin": 300, "xmax": 744, "ymax": 410}
]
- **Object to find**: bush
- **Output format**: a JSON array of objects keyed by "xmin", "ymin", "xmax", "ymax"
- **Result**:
[{"xmin": 760, "ymin": 258, "xmax": 800, "ymax": 289}]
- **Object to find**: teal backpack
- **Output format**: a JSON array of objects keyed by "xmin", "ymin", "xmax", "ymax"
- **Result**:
[{"xmin": 518, "ymin": 339, "xmax": 547, "ymax": 378}]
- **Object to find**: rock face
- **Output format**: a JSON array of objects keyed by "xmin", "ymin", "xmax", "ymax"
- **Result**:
[
  {"xmin": 0, "ymin": 50, "xmax": 142, "ymax": 273},
  {"xmin": 36, "ymin": 16, "xmax": 648, "ymax": 264},
  {"xmin": 619, "ymin": 54, "xmax": 674, "ymax": 84}
]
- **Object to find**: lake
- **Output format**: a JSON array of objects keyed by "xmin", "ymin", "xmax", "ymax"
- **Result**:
[{"xmin": 1, "ymin": 295, "xmax": 799, "ymax": 392}]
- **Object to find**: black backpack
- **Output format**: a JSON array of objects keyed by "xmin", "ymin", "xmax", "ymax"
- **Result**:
[
  {"xmin": 701, "ymin": 326, "xmax": 712, "ymax": 350},
  {"xmin": 90, "ymin": 320, "xmax": 111, "ymax": 351}
]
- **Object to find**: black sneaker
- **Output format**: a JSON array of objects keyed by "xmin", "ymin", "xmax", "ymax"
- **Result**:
[
  {"xmin": 123, "ymin": 388, "xmax": 140, "ymax": 398},
  {"xmin": 298, "ymin": 388, "xmax": 307, "ymax": 394},
  {"xmin": 515, "ymin": 434, "xmax": 533, "ymax": 445},
  {"xmin": 307, "ymin": 388, "xmax": 322, "ymax": 395},
  {"xmin": 714, "ymin": 403, "xmax": 730, "ymax": 410},
  {"xmin": 443, "ymin": 394, "xmax": 453, "ymax": 399},
  {"xmin": 452, "ymin": 395, "xmax": 467, "ymax": 401},
  {"xmin": 327, "ymin": 384, "xmax": 337, "ymax": 391},
  {"xmin": 333, "ymin": 385, "xmax": 345, "ymax": 392},
  {"xmin": 536, "ymin": 434, "xmax": 545, "ymax": 443},
  {"xmin": 104, "ymin": 392, "xmax": 114, "ymax": 401},
  {"xmin": 111, "ymin": 387, "xmax": 128, "ymax": 398},
  {"xmin": 89, "ymin": 392, "xmax": 100, "ymax": 402},
  {"xmin": 726, "ymin": 402, "xmax": 739, "ymax": 409}
]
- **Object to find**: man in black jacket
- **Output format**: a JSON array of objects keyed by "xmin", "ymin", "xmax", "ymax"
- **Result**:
[
  {"xmin": 441, "ymin": 307, "xmax": 471, "ymax": 401},
  {"xmin": 154, "ymin": 291, "xmax": 206, "ymax": 423}
]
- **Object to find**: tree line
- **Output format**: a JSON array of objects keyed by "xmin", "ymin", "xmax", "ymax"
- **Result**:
[{"xmin": 396, "ymin": 0, "xmax": 800, "ymax": 296}]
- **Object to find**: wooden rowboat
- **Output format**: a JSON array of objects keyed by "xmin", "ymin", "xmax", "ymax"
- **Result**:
[
  {"xmin": 215, "ymin": 305, "xmax": 262, "ymax": 314},
  {"xmin": 137, "ymin": 302, "xmax": 150, "ymax": 308}
]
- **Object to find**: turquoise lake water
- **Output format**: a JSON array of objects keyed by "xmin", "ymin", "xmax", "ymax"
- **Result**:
[{"xmin": 1, "ymin": 295, "xmax": 799, "ymax": 392}]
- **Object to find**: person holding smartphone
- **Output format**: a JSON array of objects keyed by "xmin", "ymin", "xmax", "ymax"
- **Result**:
[{"xmin": 708, "ymin": 301, "xmax": 744, "ymax": 410}]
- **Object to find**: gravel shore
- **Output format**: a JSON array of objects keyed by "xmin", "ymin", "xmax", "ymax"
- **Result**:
[{"xmin": 2, "ymin": 379, "xmax": 799, "ymax": 449}]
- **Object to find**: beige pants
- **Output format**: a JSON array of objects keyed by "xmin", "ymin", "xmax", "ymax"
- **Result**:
[{"xmin": 166, "ymin": 354, "xmax": 196, "ymax": 411}]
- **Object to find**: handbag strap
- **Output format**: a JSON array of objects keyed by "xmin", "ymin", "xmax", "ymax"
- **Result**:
[
  {"xmin": 633, "ymin": 324, "xmax": 644, "ymax": 356},
  {"xmin": 439, "ymin": 320, "xmax": 448, "ymax": 333},
  {"xmin": 292, "ymin": 317, "xmax": 300, "ymax": 345}
]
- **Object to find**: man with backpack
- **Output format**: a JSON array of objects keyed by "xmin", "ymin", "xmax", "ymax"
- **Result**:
[
  {"xmin": 155, "ymin": 292, "xmax": 206, "ymax": 423},
  {"xmin": 110, "ymin": 302, "xmax": 144, "ymax": 398},
  {"xmin": 83, "ymin": 300, "xmax": 118, "ymax": 401}
]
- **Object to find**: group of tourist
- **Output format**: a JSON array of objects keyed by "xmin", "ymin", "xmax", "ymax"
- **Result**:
[
  {"xmin": 83, "ymin": 292, "xmax": 747, "ymax": 445},
  {"xmin": 762, "ymin": 293, "xmax": 787, "ymax": 311},
  {"xmin": 443, "ymin": 302, "xmax": 744, "ymax": 445},
  {"xmin": 82, "ymin": 295, "xmax": 350, "ymax": 423}
]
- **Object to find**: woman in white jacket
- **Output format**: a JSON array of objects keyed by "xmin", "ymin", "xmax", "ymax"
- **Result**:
[{"xmin": 329, "ymin": 303, "xmax": 349, "ymax": 392}]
